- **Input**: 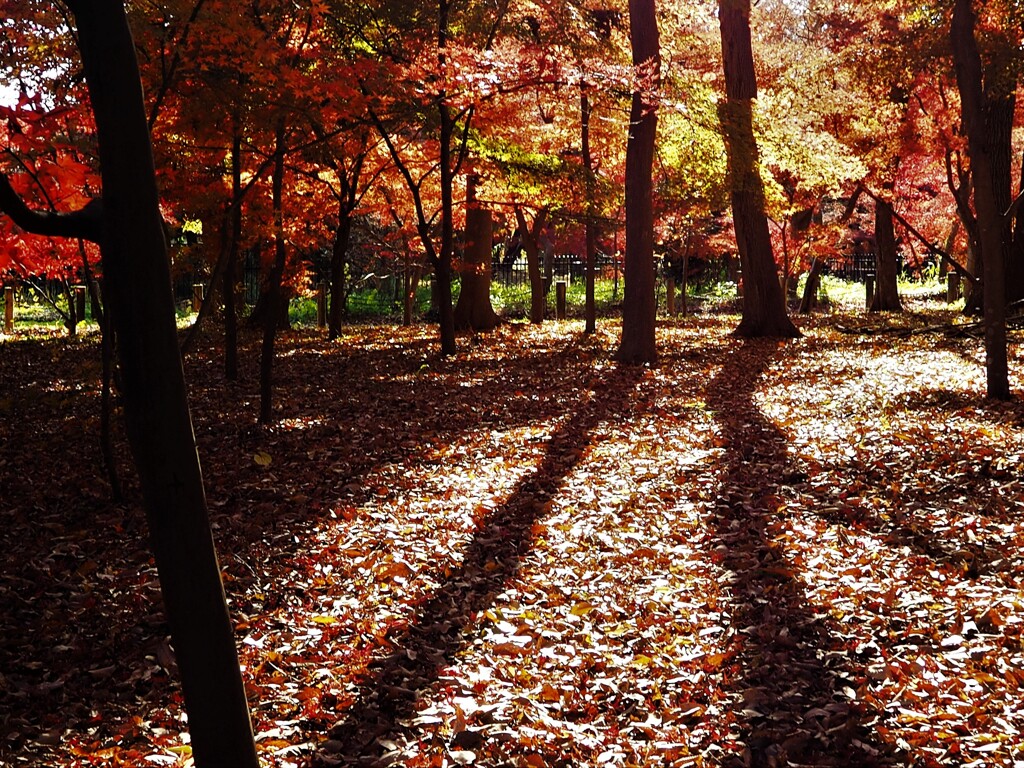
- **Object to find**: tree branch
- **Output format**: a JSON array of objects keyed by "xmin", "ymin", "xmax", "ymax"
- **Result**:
[{"xmin": 0, "ymin": 172, "xmax": 103, "ymax": 243}]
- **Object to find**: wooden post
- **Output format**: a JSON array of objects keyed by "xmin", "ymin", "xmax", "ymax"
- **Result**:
[
  {"xmin": 947, "ymin": 272, "xmax": 961, "ymax": 302},
  {"xmin": 75, "ymin": 285, "xmax": 87, "ymax": 322},
  {"xmin": 555, "ymin": 280, "xmax": 568, "ymax": 320},
  {"xmin": 3, "ymin": 286, "xmax": 13, "ymax": 333},
  {"xmin": 192, "ymin": 283, "xmax": 204, "ymax": 312},
  {"xmin": 666, "ymin": 275, "xmax": 676, "ymax": 316},
  {"xmin": 316, "ymin": 281, "xmax": 327, "ymax": 328},
  {"xmin": 865, "ymin": 274, "xmax": 875, "ymax": 309}
]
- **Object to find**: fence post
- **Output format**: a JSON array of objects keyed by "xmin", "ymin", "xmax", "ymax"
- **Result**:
[
  {"xmin": 865, "ymin": 274, "xmax": 875, "ymax": 309},
  {"xmin": 3, "ymin": 286, "xmax": 12, "ymax": 333},
  {"xmin": 316, "ymin": 281, "xmax": 327, "ymax": 328},
  {"xmin": 192, "ymin": 283, "xmax": 204, "ymax": 312},
  {"xmin": 555, "ymin": 280, "xmax": 568, "ymax": 320}
]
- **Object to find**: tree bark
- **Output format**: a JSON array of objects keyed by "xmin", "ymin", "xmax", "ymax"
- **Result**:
[
  {"xmin": 582, "ymin": 87, "xmax": 598, "ymax": 334},
  {"xmin": 329, "ymin": 206, "xmax": 352, "ymax": 338},
  {"xmin": 717, "ymin": 0, "xmax": 799, "ymax": 338},
  {"xmin": 952, "ymin": 0, "xmax": 1010, "ymax": 398},
  {"xmin": 515, "ymin": 207, "xmax": 548, "ymax": 324},
  {"xmin": 616, "ymin": 0, "xmax": 660, "ymax": 364},
  {"xmin": 869, "ymin": 199, "xmax": 903, "ymax": 312},
  {"xmin": 454, "ymin": 175, "xmax": 501, "ymax": 331},
  {"xmin": 63, "ymin": 2, "xmax": 259, "ymax": 765},
  {"xmin": 260, "ymin": 118, "xmax": 289, "ymax": 424},
  {"xmin": 224, "ymin": 125, "xmax": 242, "ymax": 381},
  {"xmin": 798, "ymin": 257, "xmax": 824, "ymax": 314}
]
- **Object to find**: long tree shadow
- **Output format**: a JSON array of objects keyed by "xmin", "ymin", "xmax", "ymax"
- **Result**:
[
  {"xmin": 707, "ymin": 339, "xmax": 901, "ymax": 767},
  {"xmin": 319, "ymin": 362, "xmax": 645, "ymax": 762},
  {"xmin": 0, "ymin": 328, "xmax": 615, "ymax": 762}
]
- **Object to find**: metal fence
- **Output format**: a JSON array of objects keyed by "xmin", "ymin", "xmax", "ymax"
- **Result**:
[{"xmin": 491, "ymin": 253, "xmax": 620, "ymax": 287}]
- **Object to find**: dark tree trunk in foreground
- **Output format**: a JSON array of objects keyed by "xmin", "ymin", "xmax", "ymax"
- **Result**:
[
  {"xmin": 869, "ymin": 199, "xmax": 903, "ymax": 313},
  {"xmin": 952, "ymin": 0, "xmax": 1010, "ymax": 398},
  {"xmin": 616, "ymin": 0, "xmax": 660, "ymax": 364},
  {"xmin": 454, "ymin": 175, "xmax": 501, "ymax": 331},
  {"xmin": 65, "ymin": 2, "xmax": 259, "ymax": 764},
  {"xmin": 718, "ymin": 0, "xmax": 799, "ymax": 338}
]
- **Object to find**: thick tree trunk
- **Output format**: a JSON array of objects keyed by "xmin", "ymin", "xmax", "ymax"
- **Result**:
[
  {"xmin": 869, "ymin": 199, "xmax": 903, "ymax": 312},
  {"xmin": 66, "ymin": 2, "xmax": 259, "ymax": 765},
  {"xmin": 454, "ymin": 176, "xmax": 501, "ymax": 331},
  {"xmin": 616, "ymin": 0, "xmax": 660, "ymax": 364},
  {"xmin": 952, "ymin": 0, "xmax": 1010, "ymax": 398},
  {"xmin": 718, "ymin": 0, "xmax": 799, "ymax": 338}
]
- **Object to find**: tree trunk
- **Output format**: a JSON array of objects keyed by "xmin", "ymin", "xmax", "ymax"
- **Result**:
[
  {"xmin": 454, "ymin": 175, "xmax": 501, "ymax": 331},
  {"xmin": 515, "ymin": 207, "xmax": 548, "ymax": 324},
  {"xmin": 224, "ymin": 125, "xmax": 242, "ymax": 381},
  {"xmin": 260, "ymin": 119, "xmax": 289, "ymax": 424},
  {"xmin": 66, "ymin": 2, "xmax": 259, "ymax": 765},
  {"xmin": 799, "ymin": 257, "xmax": 824, "ymax": 314},
  {"xmin": 582, "ymin": 87, "xmax": 597, "ymax": 334},
  {"xmin": 717, "ymin": 0, "xmax": 799, "ymax": 338},
  {"xmin": 328, "ymin": 207, "xmax": 352, "ymax": 339},
  {"xmin": 869, "ymin": 199, "xmax": 903, "ymax": 312},
  {"xmin": 952, "ymin": 0, "xmax": 1010, "ymax": 398},
  {"xmin": 616, "ymin": 0, "xmax": 660, "ymax": 364}
]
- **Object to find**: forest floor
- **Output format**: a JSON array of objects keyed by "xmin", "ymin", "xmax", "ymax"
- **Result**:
[{"xmin": 4, "ymin": 295, "xmax": 1024, "ymax": 768}]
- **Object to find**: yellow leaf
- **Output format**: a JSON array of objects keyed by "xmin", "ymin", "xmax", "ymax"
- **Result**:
[
  {"xmin": 312, "ymin": 615, "xmax": 338, "ymax": 625},
  {"xmin": 253, "ymin": 452, "xmax": 272, "ymax": 467},
  {"xmin": 571, "ymin": 601, "xmax": 595, "ymax": 616}
]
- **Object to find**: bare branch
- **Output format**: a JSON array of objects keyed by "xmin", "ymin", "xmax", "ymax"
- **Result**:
[{"xmin": 0, "ymin": 172, "xmax": 103, "ymax": 243}]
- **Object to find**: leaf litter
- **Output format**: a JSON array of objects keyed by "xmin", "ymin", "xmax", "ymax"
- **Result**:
[{"xmin": 3, "ymin": 308, "xmax": 1024, "ymax": 767}]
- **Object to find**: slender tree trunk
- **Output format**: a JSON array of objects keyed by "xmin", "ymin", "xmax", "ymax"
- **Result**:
[
  {"xmin": 260, "ymin": 119, "xmax": 288, "ymax": 423},
  {"xmin": 582, "ymin": 87, "xmax": 597, "ymax": 334},
  {"xmin": 799, "ymin": 258, "xmax": 824, "ymax": 314},
  {"xmin": 224, "ymin": 126, "xmax": 242, "ymax": 381},
  {"xmin": 952, "ymin": 0, "xmax": 1010, "ymax": 398},
  {"xmin": 434, "ymin": 3, "xmax": 458, "ymax": 356},
  {"xmin": 328, "ymin": 206, "xmax": 352, "ymax": 340},
  {"xmin": 66, "ymin": 2, "xmax": 259, "ymax": 764},
  {"xmin": 616, "ymin": 0, "xmax": 660, "ymax": 364},
  {"xmin": 718, "ymin": 0, "xmax": 799, "ymax": 338},
  {"xmin": 869, "ymin": 199, "xmax": 903, "ymax": 312},
  {"xmin": 515, "ymin": 207, "xmax": 548, "ymax": 324},
  {"xmin": 435, "ymin": 102, "xmax": 458, "ymax": 355}
]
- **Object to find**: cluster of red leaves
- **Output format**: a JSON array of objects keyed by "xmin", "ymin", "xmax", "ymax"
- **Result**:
[{"xmin": 3, "ymin": 300, "xmax": 1024, "ymax": 768}]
